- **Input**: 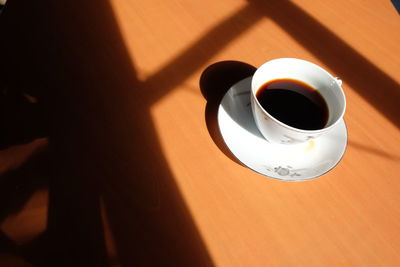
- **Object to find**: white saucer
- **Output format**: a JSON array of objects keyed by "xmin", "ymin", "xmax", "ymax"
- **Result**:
[{"xmin": 217, "ymin": 77, "xmax": 347, "ymax": 181}]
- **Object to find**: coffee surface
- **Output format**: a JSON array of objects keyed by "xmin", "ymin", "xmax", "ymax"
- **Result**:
[{"xmin": 256, "ymin": 79, "xmax": 329, "ymax": 130}]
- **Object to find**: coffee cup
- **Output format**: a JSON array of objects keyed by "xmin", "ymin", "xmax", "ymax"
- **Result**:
[{"xmin": 251, "ymin": 58, "xmax": 346, "ymax": 144}]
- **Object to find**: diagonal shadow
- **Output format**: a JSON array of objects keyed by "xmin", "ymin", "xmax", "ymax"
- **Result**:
[
  {"xmin": 144, "ymin": 5, "xmax": 263, "ymax": 104},
  {"xmin": 247, "ymin": 0, "xmax": 400, "ymax": 128}
]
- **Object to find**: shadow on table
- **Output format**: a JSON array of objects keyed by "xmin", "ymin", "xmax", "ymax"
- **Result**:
[{"xmin": 0, "ymin": 0, "xmax": 216, "ymax": 266}]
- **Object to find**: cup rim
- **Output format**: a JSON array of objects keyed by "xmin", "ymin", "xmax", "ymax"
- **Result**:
[{"xmin": 251, "ymin": 58, "xmax": 346, "ymax": 134}]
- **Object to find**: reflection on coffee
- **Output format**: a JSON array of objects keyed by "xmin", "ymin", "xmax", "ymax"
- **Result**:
[{"xmin": 256, "ymin": 79, "xmax": 328, "ymax": 130}]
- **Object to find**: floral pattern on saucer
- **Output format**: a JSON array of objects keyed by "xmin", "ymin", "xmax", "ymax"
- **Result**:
[{"xmin": 264, "ymin": 165, "xmax": 306, "ymax": 178}]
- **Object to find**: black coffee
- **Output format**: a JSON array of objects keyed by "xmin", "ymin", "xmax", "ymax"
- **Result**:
[{"xmin": 256, "ymin": 79, "xmax": 329, "ymax": 130}]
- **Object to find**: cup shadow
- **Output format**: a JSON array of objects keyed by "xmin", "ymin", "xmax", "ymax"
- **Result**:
[{"xmin": 200, "ymin": 61, "xmax": 257, "ymax": 164}]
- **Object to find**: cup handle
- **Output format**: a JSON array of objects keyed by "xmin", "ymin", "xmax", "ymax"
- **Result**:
[{"xmin": 334, "ymin": 77, "xmax": 342, "ymax": 86}]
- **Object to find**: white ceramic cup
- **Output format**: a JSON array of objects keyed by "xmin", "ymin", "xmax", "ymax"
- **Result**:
[{"xmin": 251, "ymin": 58, "xmax": 346, "ymax": 144}]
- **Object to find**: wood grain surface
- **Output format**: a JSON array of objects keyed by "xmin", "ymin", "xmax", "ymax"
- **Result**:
[{"xmin": 0, "ymin": 0, "xmax": 399, "ymax": 266}]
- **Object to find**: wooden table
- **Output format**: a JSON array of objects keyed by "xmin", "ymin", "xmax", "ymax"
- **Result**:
[{"xmin": 0, "ymin": 0, "xmax": 399, "ymax": 266}]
